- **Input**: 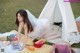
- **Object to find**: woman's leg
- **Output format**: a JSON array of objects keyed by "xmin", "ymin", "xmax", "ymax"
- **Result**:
[{"xmin": 44, "ymin": 34, "xmax": 61, "ymax": 40}]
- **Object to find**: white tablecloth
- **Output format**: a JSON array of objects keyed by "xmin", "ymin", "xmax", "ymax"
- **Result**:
[{"xmin": 0, "ymin": 41, "xmax": 22, "ymax": 53}]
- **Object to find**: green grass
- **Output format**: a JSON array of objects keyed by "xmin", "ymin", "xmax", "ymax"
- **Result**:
[
  {"xmin": 71, "ymin": 2, "xmax": 80, "ymax": 18},
  {"xmin": 71, "ymin": 43, "xmax": 80, "ymax": 48},
  {"xmin": 0, "ymin": 0, "xmax": 80, "ymax": 48}
]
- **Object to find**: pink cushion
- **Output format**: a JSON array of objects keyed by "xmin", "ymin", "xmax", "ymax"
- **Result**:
[{"xmin": 55, "ymin": 45, "xmax": 71, "ymax": 53}]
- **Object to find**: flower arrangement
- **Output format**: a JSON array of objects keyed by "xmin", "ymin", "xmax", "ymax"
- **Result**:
[
  {"xmin": 33, "ymin": 38, "xmax": 54, "ymax": 48},
  {"xmin": 26, "ymin": 38, "xmax": 54, "ymax": 51}
]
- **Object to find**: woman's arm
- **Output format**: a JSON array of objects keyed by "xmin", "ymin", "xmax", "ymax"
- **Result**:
[
  {"xmin": 24, "ymin": 24, "xmax": 28, "ymax": 37},
  {"xmin": 17, "ymin": 22, "xmax": 24, "ymax": 40},
  {"xmin": 23, "ymin": 24, "xmax": 28, "ymax": 47}
]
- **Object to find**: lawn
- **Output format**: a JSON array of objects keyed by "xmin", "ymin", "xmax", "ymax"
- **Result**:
[
  {"xmin": 0, "ymin": 0, "xmax": 80, "ymax": 47},
  {"xmin": 71, "ymin": 2, "xmax": 80, "ymax": 18}
]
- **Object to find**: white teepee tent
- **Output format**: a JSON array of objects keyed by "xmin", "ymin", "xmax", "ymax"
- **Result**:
[{"xmin": 39, "ymin": 0, "xmax": 80, "ymax": 44}]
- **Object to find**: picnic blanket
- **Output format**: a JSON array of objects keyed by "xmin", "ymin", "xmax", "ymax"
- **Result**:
[
  {"xmin": 0, "ymin": 41, "xmax": 52, "ymax": 53},
  {"xmin": 0, "ymin": 30, "xmax": 53, "ymax": 53}
]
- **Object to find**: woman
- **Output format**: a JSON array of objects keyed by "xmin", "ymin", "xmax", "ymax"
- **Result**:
[{"xmin": 16, "ymin": 9, "xmax": 35, "ymax": 47}]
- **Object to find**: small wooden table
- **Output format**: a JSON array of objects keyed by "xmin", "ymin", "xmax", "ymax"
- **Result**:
[{"xmin": 18, "ymin": 44, "xmax": 53, "ymax": 53}]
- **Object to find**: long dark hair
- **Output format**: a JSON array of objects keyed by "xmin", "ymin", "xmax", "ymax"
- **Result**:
[{"xmin": 16, "ymin": 9, "xmax": 33, "ymax": 33}]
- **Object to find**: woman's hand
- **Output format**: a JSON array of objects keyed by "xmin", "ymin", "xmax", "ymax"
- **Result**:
[{"xmin": 17, "ymin": 33, "xmax": 21, "ymax": 41}]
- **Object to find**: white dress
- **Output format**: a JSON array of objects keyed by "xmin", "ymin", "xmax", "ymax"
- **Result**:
[{"xmin": 25, "ymin": 10, "xmax": 52, "ymax": 38}]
